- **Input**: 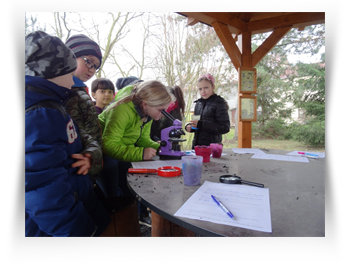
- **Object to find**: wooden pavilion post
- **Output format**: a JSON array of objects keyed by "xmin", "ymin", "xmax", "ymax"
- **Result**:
[
  {"xmin": 212, "ymin": 21, "xmax": 255, "ymax": 148},
  {"xmin": 237, "ymin": 31, "xmax": 253, "ymax": 148},
  {"xmin": 211, "ymin": 19, "xmax": 292, "ymax": 148}
]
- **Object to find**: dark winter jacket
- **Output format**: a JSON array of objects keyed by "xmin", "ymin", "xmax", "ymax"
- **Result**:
[
  {"xmin": 25, "ymin": 75, "xmax": 110, "ymax": 237},
  {"xmin": 187, "ymin": 94, "xmax": 230, "ymax": 148},
  {"xmin": 64, "ymin": 76, "xmax": 103, "ymax": 182}
]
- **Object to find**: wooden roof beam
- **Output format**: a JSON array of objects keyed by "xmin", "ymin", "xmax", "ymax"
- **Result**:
[
  {"xmin": 212, "ymin": 21, "xmax": 242, "ymax": 70},
  {"xmin": 238, "ymin": 12, "xmax": 254, "ymax": 22},
  {"xmin": 201, "ymin": 12, "xmax": 247, "ymax": 31},
  {"xmin": 247, "ymin": 12, "xmax": 325, "ymax": 33},
  {"xmin": 187, "ymin": 17, "xmax": 199, "ymax": 26},
  {"xmin": 252, "ymin": 26, "xmax": 292, "ymax": 67}
]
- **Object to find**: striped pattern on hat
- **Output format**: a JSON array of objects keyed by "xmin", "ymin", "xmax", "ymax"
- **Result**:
[{"xmin": 65, "ymin": 34, "xmax": 102, "ymax": 68}]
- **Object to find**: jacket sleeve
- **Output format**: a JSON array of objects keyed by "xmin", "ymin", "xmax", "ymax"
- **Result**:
[
  {"xmin": 64, "ymin": 91, "xmax": 103, "ymax": 180},
  {"xmin": 197, "ymin": 99, "xmax": 230, "ymax": 135},
  {"xmin": 25, "ymin": 108, "xmax": 97, "ymax": 236},
  {"xmin": 101, "ymin": 104, "xmax": 145, "ymax": 162}
]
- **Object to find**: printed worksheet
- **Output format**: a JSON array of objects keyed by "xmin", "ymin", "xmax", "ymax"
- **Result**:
[
  {"xmin": 231, "ymin": 148, "xmax": 266, "ymax": 154},
  {"xmin": 174, "ymin": 181, "xmax": 272, "ymax": 233},
  {"xmin": 251, "ymin": 153, "xmax": 309, "ymax": 163}
]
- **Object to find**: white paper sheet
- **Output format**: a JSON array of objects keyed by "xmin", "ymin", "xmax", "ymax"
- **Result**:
[
  {"xmin": 131, "ymin": 159, "xmax": 183, "ymax": 169},
  {"xmin": 232, "ymin": 148, "xmax": 266, "ymax": 154},
  {"xmin": 251, "ymin": 153, "xmax": 309, "ymax": 163},
  {"xmin": 174, "ymin": 181, "xmax": 272, "ymax": 233},
  {"xmin": 286, "ymin": 150, "xmax": 325, "ymax": 158}
]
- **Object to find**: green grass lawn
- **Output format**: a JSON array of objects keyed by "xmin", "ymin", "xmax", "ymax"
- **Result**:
[{"xmin": 181, "ymin": 128, "xmax": 325, "ymax": 152}]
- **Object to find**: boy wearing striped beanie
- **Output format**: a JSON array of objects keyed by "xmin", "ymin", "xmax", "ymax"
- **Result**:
[
  {"xmin": 63, "ymin": 34, "xmax": 104, "ymax": 182},
  {"xmin": 66, "ymin": 34, "xmax": 102, "ymax": 83}
]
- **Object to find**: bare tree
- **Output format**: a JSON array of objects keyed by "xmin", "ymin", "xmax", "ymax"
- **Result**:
[
  {"xmin": 110, "ymin": 12, "xmax": 155, "ymax": 80},
  {"xmin": 50, "ymin": 12, "xmax": 144, "ymax": 79}
]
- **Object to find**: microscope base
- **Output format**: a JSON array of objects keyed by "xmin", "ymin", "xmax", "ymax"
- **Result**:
[{"xmin": 159, "ymin": 154, "xmax": 183, "ymax": 160}]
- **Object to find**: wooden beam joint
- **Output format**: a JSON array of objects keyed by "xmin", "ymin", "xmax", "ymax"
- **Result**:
[
  {"xmin": 212, "ymin": 21, "xmax": 242, "ymax": 70},
  {"xmin": 252, "ymin": 26, "xmax": 292, "ymax": 67},
  {"xmin": 187, "ymin": 17, "xmax": 199, "ymax": 26}
]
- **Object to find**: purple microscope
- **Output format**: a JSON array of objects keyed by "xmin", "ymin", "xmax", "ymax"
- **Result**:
[{"xmin": 158, "ymin": 109, "xmax": 186, "ymax": 160}]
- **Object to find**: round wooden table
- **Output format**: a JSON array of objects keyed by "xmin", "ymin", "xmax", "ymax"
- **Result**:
[{"xmin": 127, "ymin": 149, "xmax": 325, "ymax": 237}]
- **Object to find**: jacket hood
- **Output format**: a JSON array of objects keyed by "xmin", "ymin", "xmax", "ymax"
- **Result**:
[
  {"xmin": 114, "ymin": 84, "xmax": 133, "ymax": 101},
  {"xmin": 25, "ymin": 75, "xmax": 72, "ymax": 109}
]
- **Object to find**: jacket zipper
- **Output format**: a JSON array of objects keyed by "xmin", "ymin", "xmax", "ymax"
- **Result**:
[{"xmin": 134, "ymin": 122, "xmax": 145, "ymax": 146}]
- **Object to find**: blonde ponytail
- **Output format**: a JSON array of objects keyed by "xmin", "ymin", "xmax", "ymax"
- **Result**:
[{"xmin": 105, "ymin": 80, "xmax": 174, "ymax": 113}]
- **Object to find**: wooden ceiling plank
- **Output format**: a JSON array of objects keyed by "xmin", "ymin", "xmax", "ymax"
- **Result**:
[
  {"xmin": 187, "ymin": 17, "xmax": 199, "ymax": 26},
  {"xmin": 249, "ymin": 12, "xmax": 292, "ymax": 22},
  {"xmin": 201, "ymin": 12, "xmax": 247, "ymax": 31},
  {"xmin": 247, "ymin": 12, "xmax": 325, "ymax": 33},
  {"xmin": 177, "ymin": 12, "xmax": 214, "ymax": 27},
  {"xmin": 252, "ymin": 26, "xmax": 292, "ymax": 67},
  {"xmin": 238, "ymin": 12, "xmax": 254, "ymax": 22},
  {"xmin": 212, "ymin": 21, "xmax": 242, "ymax": 70}
]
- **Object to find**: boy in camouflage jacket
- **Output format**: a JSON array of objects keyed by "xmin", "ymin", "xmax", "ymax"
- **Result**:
[{"xmin": 64, "ymin": 34, "xmax": 104, "ymax": 182}]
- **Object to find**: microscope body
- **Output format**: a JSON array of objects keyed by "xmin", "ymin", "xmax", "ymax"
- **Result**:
[{"xmin": 159, "ymin": 119, "xmax": 186, "ymax": 160}]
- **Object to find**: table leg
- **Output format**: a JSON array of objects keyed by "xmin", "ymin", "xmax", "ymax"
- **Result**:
[{"xmin": 151, "ymin": 211, "xmax": 195, "ymax": 237}]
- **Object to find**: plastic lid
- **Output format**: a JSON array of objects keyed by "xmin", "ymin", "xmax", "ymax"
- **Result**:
[{"xmin": 157, "ymin": 166, "xmax": 182, "ymax": 177}]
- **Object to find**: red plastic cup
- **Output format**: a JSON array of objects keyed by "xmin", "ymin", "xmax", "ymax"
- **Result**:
[{"xmin": 194, "ymin": 145, "xmax": 212, "ymax": 162}]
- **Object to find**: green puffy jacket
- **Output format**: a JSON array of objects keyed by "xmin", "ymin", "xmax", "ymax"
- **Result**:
[{"xmin": 98, "ymin": 85, "xmax": 160, "ymax": 162}]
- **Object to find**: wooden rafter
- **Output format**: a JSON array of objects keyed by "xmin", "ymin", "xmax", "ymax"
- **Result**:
[
  {"xmin": 247, "ymin": 12, "xmax": 325, "ymax": 33},
  {"xmin": 177, "ymin": 12, "xmax": 325, "ymax": 35},
  {"xmin": 187, "ymin": 17, "xmax": 199, "ymax": 26},
  {"xmin": 252, "ymin": 26, "xmax": 292, "ymax": 67},
  {"xmin": 201, "ymin": 12, "xmax": 247, "ymax": 32},
  {"xmin": 212, "ymin": 21, "xmax": 242, "ymax": 70}
]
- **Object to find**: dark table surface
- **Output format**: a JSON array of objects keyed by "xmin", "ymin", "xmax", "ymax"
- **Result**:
[{"xmin": 127, "ymin": 148, "xmax": 325, "ymax": 237}]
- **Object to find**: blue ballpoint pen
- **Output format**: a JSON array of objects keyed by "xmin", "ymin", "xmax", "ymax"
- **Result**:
[
  {"xmin": 298, "ymin": 152, "xmax": 318, "ymax": 157},
  {"xmin": 211, "ymin": 195, "xmax": 235, "ymax": 220}
]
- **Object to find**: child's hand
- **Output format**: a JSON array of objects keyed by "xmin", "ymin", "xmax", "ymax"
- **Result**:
[
  {"xmin": 185, "ymin": 124, "xmax": 192, "ymax": 132},
  {"xmin": 190, "ymin": 120, "xmax": 198, "ymax": 128},
  {"xmin": 143, "ymin": 148, "xmax": 157, "ymax": 160},
  {"xmin": 71, "ymin": 153, "xmax": 92, "ymax": 175}
]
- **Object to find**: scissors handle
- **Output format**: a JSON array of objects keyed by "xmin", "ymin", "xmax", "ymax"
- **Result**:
[{"xmin": 128, "ymin": 168, "xmax": 157, "ymax": 174}]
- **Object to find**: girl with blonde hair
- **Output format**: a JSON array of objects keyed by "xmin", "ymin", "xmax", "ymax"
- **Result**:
[
  {"xmin": 185, "ymin": 73, "xmax": 230, "ymax": 148},
  {"xmin": 97, "ymin": 80, "xmax": 175, "ymax": 199}
]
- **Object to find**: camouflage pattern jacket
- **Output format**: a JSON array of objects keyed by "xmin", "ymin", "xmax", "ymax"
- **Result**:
[{"xmin": 64, "ymin": 76, "xmax": 103, "ymax": 182}]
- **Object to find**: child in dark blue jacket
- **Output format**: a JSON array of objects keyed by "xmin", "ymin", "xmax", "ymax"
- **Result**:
[{"xmin": 25, "ymin": 31, "xmax": 111, "ymax": 236}]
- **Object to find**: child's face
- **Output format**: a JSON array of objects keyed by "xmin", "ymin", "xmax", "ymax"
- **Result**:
[
  {"xmin": 197, "ymin": 79, "xmax": 215, "ymax": 99},
  {"xmin": 47, "ymin": 72, "xmax": 75, "ymax": 89},
  {"xmin": 92, "ymin": 88, "xmax": 114, "ymax": 108},
  {"xmin": 74, "ymin": 55, "xmax": 100, "ymax": 82},
  {"xmin": 143, "ymin": 102, "xmax": 170, "ymax": 121}
]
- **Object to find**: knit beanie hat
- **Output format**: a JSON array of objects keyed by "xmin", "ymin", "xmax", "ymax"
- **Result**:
[
  {"xmin": 25, "ymin": 31, "xmax": 77, "ymax": 79},
  {"xmin": 116, "ymin": 76, "xmax": 141, "ymax": 90},
  {"xmin": 65, "ymin": 34, "xmax": 102, "ymax": 68}
]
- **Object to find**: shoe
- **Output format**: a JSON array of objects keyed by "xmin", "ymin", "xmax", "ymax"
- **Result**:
[{"xmin": 139, "ymin": 210, "xmax": 152, "ymax": 227}]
